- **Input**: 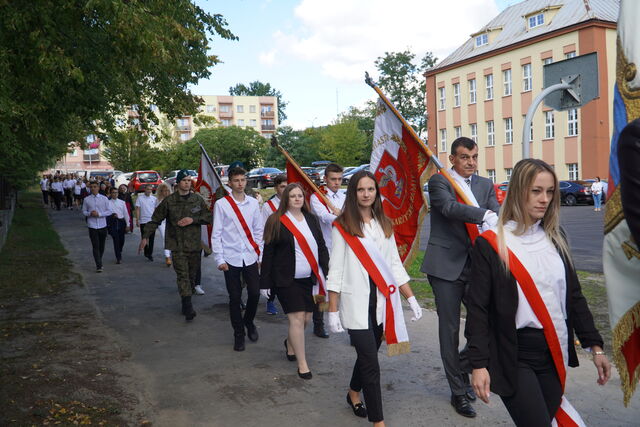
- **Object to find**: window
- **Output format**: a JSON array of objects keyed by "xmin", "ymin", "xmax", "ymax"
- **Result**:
[
  {"xmin": 568, "ymin": 163, "xmax": 579, "ymax": 180},
  {"xmin": 469, "ymin": 79, "xmax": 477, "ymax": 104},
  {"xmin": 528, "ymin": 13, "xmax": 544, "ymax": 29},
  {"xmin": 438, "ymin": 87, "xmax": 446, "ymax": 110},
  {"xmin": 221, "ymin": 119, "xmax": 231, "ymax": 126},
  {"xmin": 543, "ymin": 57, "xmax": 553, "ymax": 65},
  {"xmin": 176, "ymin": 118, "xmax": 188, "ymax": 127},
  {"xmin": 249, "ymin": 105, "xmax": 256, "ymax": 113},
  {"xmin": 237, "ymin": 119, "xmax": 245, "ymax": 126},
  {"xmin": 487, "ymin": 169, "xmax": 496, "ymax": 183},
  {"xmin": 486, "ymin": 120, "xmax": 495, "ymax": 146},
  {"xmin": 470, "ymin": 123, "xmax": 478, "ymax": 143},
  {"xmin": 219, "ymin": 105, "xmax": 230, "ymax": 113},
  {"xmin": 262, "ymin": 119, "xmax": 274, "ymax": 126},
  {"xmin": 545, "ymin": 111, "xmax": 555, "ymax": 138},
  {"xmin": 70, "ymin": 148, "xmax": 78, "ymax": 157},
  {"xmin": 180, "ymin": 133, "xmax": 189, "ymax": 141},
  {"xmin": 250, "ymin": 119, "xmax": 257, "ymax": 127},
  {"xmin": 455, "ymin": 126, "xmax": 462, "ymax": 139},
  {"xmin": 567, "ymin": 108, "xmax": 578, "ymax": 136},
  {"xmin": 522, "ymin": 64, "xmax": 532, "ymax": 92},
  {"xmin": 565, "ymin": 51, "xmax": 576, "ymax": 59},
  {"xmin": 475, "ymin": 33, "xmax": 488, "ymax": 47},
  {"xmin": 504, "ymin": 118, "xmax": 513, "ymax": 144},
  {"xmin": 237, "ymin": 105, "xmax": 244, "ymax": 113},
  {"xmin": 485, "ymin": 74, "xmax": 493, "ymax": 100},
  {"xmin": 505, "ymin": 168, "xmax": 513, "ymax": 181},
  {"xmin": 206, "ymin": 105, "xmax": 215, "ymax": 113},
  {"xmin": 261, "ymin": 105, "xmax": 272, "ymax": 113},
  {"xmin": 453, "ymin": 83, "xmax": 460, "ymax": 107},
  {"xmin": 503, "ymin": 69, "xmax": 512, "ymax": 96},
  {"xmin": 440, "ymin": 129, "xmax": 447, "ymax": 153},
  {"xmin": 86, "ymin": 134, "xmax": 96, "ymax": 143}
]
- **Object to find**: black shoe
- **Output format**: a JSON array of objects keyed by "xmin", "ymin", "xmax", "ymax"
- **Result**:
[
  {"xmin": 451, "ymin": 395, "xmax": 476, "ymax": 418},
  {"xmin": 297, "ymin": 369, "xmax": 312, "ymax": 380},
  {"xmin": 284, "ymin": 339, "xmax": 296, "ymax": 361},
  {"xmin": 146, "ymin": 255, "xmax": 153, "ymax": 262},
  {"xmin": 313, "ymin": 325, "xmax": 329, "ymax": 338},
  {"xmin": 181, "ymin": 296, "xmax": 196, "ymax": 322},
  {"xmin": 246, "ymin": 324, "xmax": 259, "ymax": 342},
  {"xmin": 346, "ymin": 393, "xmax": 367, "ymax": 418},
  {"xmin": 234, "ymin": 335, "xmax": 245, "ymax": 352},
  {"xmin": 462, "ymin": 374, "xmax": 476, "ymax": 401}
]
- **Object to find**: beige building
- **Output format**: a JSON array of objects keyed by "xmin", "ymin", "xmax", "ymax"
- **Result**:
[{"xmin": 425, "ymin": 0, "xmax": 618, "ymax": 182}]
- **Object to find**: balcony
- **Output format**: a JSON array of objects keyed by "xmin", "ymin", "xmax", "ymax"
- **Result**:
[
  {"xmin": 219, "ymin": 111, "xmax": 233, "ymax": 119},
  {"xmin": 176, "ymin": 125, "xmax": 191, "ymax": 131},
  {"xmin": 83, "ymin": 149, "xmax": 100, "ymax": 162},
  {"xmin": 261, "ymin": 110, "xmax": 275, "ymax": 118},
  {"xmin": 262, "ymin": 124, "xmax": 276, "ymax": 131}
]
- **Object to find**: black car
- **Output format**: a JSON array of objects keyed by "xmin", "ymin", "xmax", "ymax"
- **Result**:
[
  {"xmin": 559, "ymin": 180, "xmax": 593, "ymax": 206},
  {"xmin": 247, "ymin": 167, "xmax": 283, "ymax": 189},
  {"xmin": 301, "ymin": 167, "xmax": 322, "ymax": 186}
]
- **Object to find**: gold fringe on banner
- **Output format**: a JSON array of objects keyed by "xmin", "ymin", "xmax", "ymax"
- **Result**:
[
  {"xmin": 612, "ymin": 301, "xmax": 640, "ymax": 406},
  {"xmin": 387, "ymin": 341, "xmax": 411, "ymax": 357}
]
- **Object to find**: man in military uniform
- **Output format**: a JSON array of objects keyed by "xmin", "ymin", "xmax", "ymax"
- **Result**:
[{"xmin": 139, "ymin": 170, "xmax": 212, "ymax": 321}]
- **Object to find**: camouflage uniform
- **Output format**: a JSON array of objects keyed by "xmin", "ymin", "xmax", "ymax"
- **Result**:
[{"xmin": 142, "ymin": 191, "xmax": 212, "ymax": 296}]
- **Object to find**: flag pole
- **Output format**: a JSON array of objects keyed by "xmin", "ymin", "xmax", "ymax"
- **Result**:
[
  {"xmin": 364, "ymin": 72, "xmax": 475, "ymax": 207},
  {"xmin": 195, "ymin": 139, "xmax": 227, "ymax": 196},
  {"xmin": 270, "ymin": 135, "xmax": 337, "ymax": 212}
]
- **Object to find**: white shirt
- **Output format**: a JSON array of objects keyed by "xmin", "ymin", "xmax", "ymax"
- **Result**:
[
  {"xmin": 40, "ymin": 178, "xmax": 48, "ymax": 191},
  {"xmin": 285, "ymin": 211, "xmax": 317, "ymax": 279},
  {"xmin": 591, "ymin": 181, "xmax": 604, "ymax": 195},
  {"xmin": 311, "ymin": 188, "xmax": 346, "ymax": 250},
  {"xmin": 109, "ymin": 198, "xmax": 131, "ymax": 228},
  {"xmin": 82, "ymin": 193, "xmax": 112, "ymax": 229},
  {"xmin": 51, "ymin": 181, "xmax": 64, "ymax": 193},
  {"xmin": 212, "ymin": 193, "xmax": 264, "ymax": 267},
  {"xmin": 74, "ymin": 182, "xmax": 85, "ymax": 195},
  {"xmin": 64, "ymin": 179, "xmax": 75, "ymax": 190},
  {"xmin": 135, "ymin": 194, "xmax": 157, "ymax": 224},
  {"xmin": 261, "ymin": 195, "xmax": 280, "ymax": 225}
]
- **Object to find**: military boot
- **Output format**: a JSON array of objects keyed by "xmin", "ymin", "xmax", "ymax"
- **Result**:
[{"xmin": 181, "ymin": 296, "xmax": 196, "ymax": 322}]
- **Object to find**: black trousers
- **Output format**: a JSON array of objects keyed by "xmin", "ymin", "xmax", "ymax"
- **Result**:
[
  {"xmin": 139, "ymin": 223, "xmax": 155, "ymax": 258},
  {"xmin": 41, "ymin": 190, "xmax": 49, "ymax": 205},
  {"xmin": 501, "ymin": 328, "xmax": 563, "ymax": 427},
  {"xmin": 108, "ymin": 218, "xmax": 126, "ymax": 261},
  {"xmin": 89, "ymin": 227, "xmax": 108, "ymax": 268},
  {"xmin": 64, "ymin": 189, "xmax": 73, "ymax": 207},
  {"xmin": 223, "ymin": 262, "xmax": 260, "ymax": 337},
  {"xmin": 348, "ymin": 280, "xmax": 384, "ymax": 423},
  {"xmin": 52, "ymin": 191, "xmax": 62, "ymax": 210}
]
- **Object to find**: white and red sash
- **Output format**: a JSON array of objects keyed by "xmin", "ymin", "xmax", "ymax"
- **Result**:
[
  {"xmin": 280, "ymin": 214, "xmax": 327, "ymax": 308},
  {"xmin": 266, "ymin": 199, "xmax": 277, "ymax": 213},
  {"xmin": 334, "ymin": 222, "xmax": 410, "ymax": 356},
  {"xmin": 310, "ymin": 191, "xmax": 332, "ymax": 213},
  {"xmin": 483, "ymin": 230, "xmax": 585, "ymax": 427},
  {"xmin": 221, "ymin": 195, "xmax": 260, "ymax": 256}
]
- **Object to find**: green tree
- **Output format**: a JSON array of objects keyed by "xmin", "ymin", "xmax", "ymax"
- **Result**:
[
  {"xmin": 229, "ymin": 81, "xmax": 288, "ymax": 123},
  {"xmin": 102, "ymin": 128, "xmax": 161, "ymax": 172},
  {"xmin": 264, "ymin": 126, "xmax": 323, "ymax": 168},
  {"xmin": 339, "ymin": 103, "xmax": 377, "ymax": 161},
  {"xmin": 374, "ymin": 50, "xmax": 437, "ymax": 136},
  {"xmin": 319, "ymin": 120, "xmax": 367, "ymax": 166},
  {"xmin": 0, "ymin": 1, "xmax": 236, "ymax": 188}
]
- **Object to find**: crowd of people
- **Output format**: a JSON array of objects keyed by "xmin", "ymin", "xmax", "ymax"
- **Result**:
[{"xmin": 42, "ymin": 137, "xmax": 613, "ymax": 426}]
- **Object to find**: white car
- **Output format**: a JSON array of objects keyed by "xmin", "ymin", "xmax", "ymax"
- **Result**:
[{"xmin": 115, "ymin": 172, "xmax": 133, "ymax": 188}]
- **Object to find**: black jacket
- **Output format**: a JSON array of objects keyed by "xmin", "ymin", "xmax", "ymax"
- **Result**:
[
  {"xmin": 260, "ymin": 211, "xmax": 329, "ymax": 290},
  {"xmin": 465, "ymin": 233, "xmax": 603, "ymax": 397}
]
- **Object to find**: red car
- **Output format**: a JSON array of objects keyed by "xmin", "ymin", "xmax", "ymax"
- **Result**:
[
  {"xmin": 494, "ymin": 183, "xmax": 507, "ymax": 205},
  {"xmin": 128, "ymin": 170, "xmax": 163, "ymax": 193}
]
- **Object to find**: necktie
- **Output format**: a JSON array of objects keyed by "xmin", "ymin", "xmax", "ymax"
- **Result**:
[{"xmin": 465, "ymin": 178, "xmax": 471, "ymax": 187}]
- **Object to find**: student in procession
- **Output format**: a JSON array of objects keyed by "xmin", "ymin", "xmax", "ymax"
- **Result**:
[
  {"xmin": 155, "ymin": 183, "xmax": 174, "ymax": 268},
  {"xmin": 107, "ymin": 187, "xmax": 131, "ymax": 264},
  {"xmin": 261, "ymin": 173, "xmax": 288, "ymax": 315},
  {"xmin": 466, "ymin": 158, "xmax": 611, "ymax": 427},
  {"xmin": 310, "ymin": 162, "xmax": 346, "ymax": 338},
  {"xmin": 136, "ymin": 184, "xmax": 158, "ymax": 262},
  {"xmin": 212, "ymin": 166, "xmax": 264, "ymax": 352},
  {"xmin": 117, "ymin": 184, "xmax": 134, "ymax": 227},
  {"xmin": 326, "ymin": 170, "xmax": 423, "ymax": 427},
  {"xmin": 82, "ymin": 181, "xmax": 112, "ymax": 272},
  {"xmin": 419, "ymin": 136, "xmax": 500, "ymax": 418},
  {"xmin": 74, "ymin": 178, "xmax": 86, "ymax": 208},
  {"xmin": 40, "ymin": 174, "xmax": 49, "ymax": 206},
  {"xmin": 64, "ymin": 174, "xmax": 75, "ymax": 209},
  {"xmin": 50, "ymin": 176, "xmax": 64, "ymax": 211},
  {"xmin": 139, "ymin": 170, "xmax": 212, "ymax": 321},
  {"xmin": 260, "ymin": 183, "xmax": 329, "ymax": 379}
]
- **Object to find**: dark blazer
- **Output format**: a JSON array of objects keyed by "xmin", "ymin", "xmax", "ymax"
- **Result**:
[
  {"xmin": 465, "ymin": 233, "xmax": 604, "ymax": 397},
  {"xmin": 260, "ymin": 211, "xmax": 329, "ymax": 290},
  {"xmin": 421, "ymin": 172, "xmax": 500, "ymax": 281}
]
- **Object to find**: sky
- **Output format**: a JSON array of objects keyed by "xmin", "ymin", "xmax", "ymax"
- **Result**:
[{"xmin": 192, "ymin": 0, "xmax": 518, "ymax": 130}]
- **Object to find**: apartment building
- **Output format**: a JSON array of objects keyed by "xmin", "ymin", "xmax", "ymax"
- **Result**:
[{"xmin": 425, "ymin": 0, "xmax": 618, "ymax": 182}]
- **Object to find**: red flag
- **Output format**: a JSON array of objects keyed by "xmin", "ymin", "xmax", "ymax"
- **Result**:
[
  {"xmin": 194, "ymin": 145, "xmax": 225, "ymax": 249},
  {"xmin": 285, "ymin": 161, "xmax": 327, "ymax": 208}
]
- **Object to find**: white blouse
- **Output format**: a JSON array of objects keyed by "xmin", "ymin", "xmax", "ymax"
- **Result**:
[{"xmin": 286, "ymin": 211, "xmax": 318, "ymax": 279}]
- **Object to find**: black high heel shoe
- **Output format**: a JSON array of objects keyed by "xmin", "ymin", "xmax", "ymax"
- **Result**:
[
  {"xmin": 346, "ymin": 392, "xmax": 367, "ymax": 418},
  {"xmin": 297, "ymin": 369, "xmax": 312, "ymax": 380},
  {"xmin": 284, "ymin": 339, "xmax": 296, "ymax": 361}
]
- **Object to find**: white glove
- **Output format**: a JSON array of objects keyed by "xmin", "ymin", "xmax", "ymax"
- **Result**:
[
  {"xmin": 327, "ymin": 311, "xmax": 345, "ymax": 333},
  {"xmin": 407, "ymin": 296, "xmax": 423, "ymax": 321},
  {"xmin": 260, "ymin": 289, "xmax": 271, "ymax": 299},
  {"xmin": 483, "ymin": 211, "xmax": 499, "ymax": 228}
]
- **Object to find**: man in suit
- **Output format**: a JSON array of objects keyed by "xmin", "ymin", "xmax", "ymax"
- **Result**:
[{"xmin": 420, "ymin": 137, "xmax": 500, "ymax": 418}]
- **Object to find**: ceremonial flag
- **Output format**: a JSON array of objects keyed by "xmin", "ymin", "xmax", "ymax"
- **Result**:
[
  {"xmin": 285, "ymin": 160, "xmax": 321, "ymax": 205},
  {"xmin": 370, "ymin": 97, "xmax": 430, "ymax": 265},
  {"xmin": 194, "ymin": 143, "xmax": 226, "ymax": 249},
  {"xmin": 603, "ymin": 0, "xmax": 640, "ymax": 406}
]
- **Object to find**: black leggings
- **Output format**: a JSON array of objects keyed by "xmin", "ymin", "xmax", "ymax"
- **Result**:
[{"xmin": 501, "ymin": 328, "xmax": 563, "ymax": 427}]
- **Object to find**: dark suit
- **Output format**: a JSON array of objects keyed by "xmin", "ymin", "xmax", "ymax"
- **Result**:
[{"xmin": 420, "ymin": 171, "xmax": 500, "ymax": 396}]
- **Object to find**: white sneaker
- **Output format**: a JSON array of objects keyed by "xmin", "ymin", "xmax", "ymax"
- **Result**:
[{"xmin": 194, "ymin": 285, "xmax": 205, "ymax": 295}]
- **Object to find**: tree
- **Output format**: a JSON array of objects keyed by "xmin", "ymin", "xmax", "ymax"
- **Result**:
[
  {"xmin": 229, "ymin": 81, "xmax": 288, "ymax": 123},
  {"xmin": 102, "ymin": 128, "xmax": 161, "ymax": 172},
  {"xmin": 374, "ymin": 50, "xmax": 437, "ymax": 136},
  {"xmin": 264, "ymin": 126, "xmax": 323, "ymax": 168},
  {"xmin": 0, "ymin": 1, "xmax": 236, "ymax": 187},
  {"xmin": 339, "ymin": 103, "xmax": 377, "ymax": 161},
  {"xmin": 319, "ymin": 120, "xmax": 367, "ymax": 166}
]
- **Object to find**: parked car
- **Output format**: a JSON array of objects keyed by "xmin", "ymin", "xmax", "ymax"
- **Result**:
[
  {"xmin": 313, "ymin": 166, "xmax": 327, "ymax": 184},
  {"xmin": 583, "ymin": 179, "xmax": 607, "ymax": 203},
  {"xmin": 128, "ymin": 170, "xmax": 163, "ymax": 193},
  {"xmin": 495, "ymin": 183, "xmax": 507, "ymax": 205},
  {"xmin": 342, "ymin": 164, "xmax": 370, "ymax": 185},
  {"xmin": 87, "ymin": 170, "xmax": 115, "ymax": 181},
  {"xmin": 214, "ymin": 165, "xmax": 229, "ymax": 184},
  {"xmin": 247, "ymin": 167, "xmax": 283, "ymax": 189},
  {"xmin": 115, "ymin": 172, "xmax": 133, "ymax": 188},
  {"xmin": 311, "ymin": 160, "xmax": 331, "ymax": 168},
  {"xmin": 301, "ymin": 167, "xmax": 323, "ymax": 186},
  {"xmin": 342, "ymin": 166, "xmax": 357, "ymax": 175},
  {"xmin": 164, "ymin": 169, "xmax": 197, "ymax": 187},
  {"xmin": 559, "ymin": 180, "xmax": 593, "ymax": 206}
]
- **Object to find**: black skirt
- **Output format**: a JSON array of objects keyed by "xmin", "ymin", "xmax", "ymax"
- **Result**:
[{"xmin": 276, "ymin": 277, "xmax": 314, "ymax": 314}]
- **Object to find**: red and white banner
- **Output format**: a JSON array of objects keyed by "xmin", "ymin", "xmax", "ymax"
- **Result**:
[
  {"xmin": 285, "ymin": 161, "xmax": 327, "ymax": 208},
  {"xmin": 370, "ymin": 98, "xmax": 430, "ymax": 265},
  {"xmin": 194, "ymin": 145, "xmax": 225, "ymax": 249}
]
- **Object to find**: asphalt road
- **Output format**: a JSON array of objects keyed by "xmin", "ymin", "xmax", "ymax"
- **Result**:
[
  {"xmin": 46, "ymin": 206, "xmax": 637, "ymax": 426},
  {"xmin": 420, "ymin": 205, "xmax": 605, "ymax": 273}
]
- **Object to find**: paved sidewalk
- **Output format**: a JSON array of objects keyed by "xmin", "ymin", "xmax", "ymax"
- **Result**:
[{"xmin": 51, "ymin": 208, "xmax": 638, "ymax": 426}]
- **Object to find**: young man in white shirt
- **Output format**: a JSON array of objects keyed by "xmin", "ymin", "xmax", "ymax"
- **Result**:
[
  {"xmin": 82, "ymin": 181, "xmax": 113, "ymax": 272},
  {"xmin": 40, "ymin": 175, "xmax": 49, "ymax": 206},
  {"xmin": 64, "ymin": 175, "xmax": 75, "ymax": 209},
  {"xmin": 309, "ymin": 163, "xmax": 346, "ymax": 338},
  {"xmin": 107, "ymin": 187, "xmax": 131, "ymax": 264},
  {"xmin": 135, "ymin": 184, "xmax": 157, "ymax": 261},
  {"xmin": 261, "ymin": 174, "xmax": 287, "ymax": 315},
  {"xmin": 212, "ymin": 167, "xmax": 264, "ymax": 351},
  {"xmin": 50, "ymin": 177, "xmax": 64, "ymax": 211}
]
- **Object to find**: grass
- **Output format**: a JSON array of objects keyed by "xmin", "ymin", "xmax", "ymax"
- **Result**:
[{"xmin": 0, "ymin": 191, "xmax": 81, "ymax": 300}]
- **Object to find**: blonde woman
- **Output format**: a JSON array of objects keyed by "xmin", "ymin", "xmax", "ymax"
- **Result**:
[
  {"xmin": 466, "ymin": 158, "xmax": 611, "ymax": 426},
  {"xmin": 156, "ymin": 183, "xmax": 173, "ymax": 266}
]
